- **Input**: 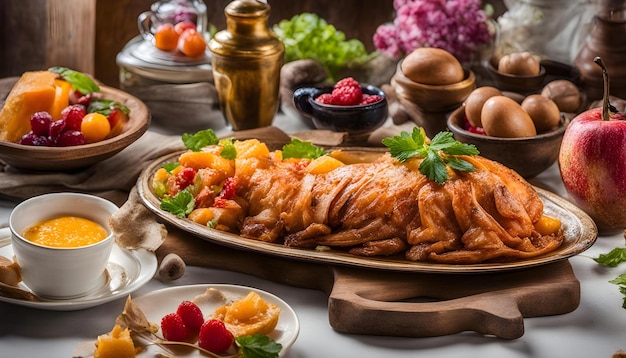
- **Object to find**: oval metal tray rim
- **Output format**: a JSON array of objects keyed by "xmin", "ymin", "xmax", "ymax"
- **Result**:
[{"xmin": 137, "ymin": 151, "xmax": 598, "ymax": 274}]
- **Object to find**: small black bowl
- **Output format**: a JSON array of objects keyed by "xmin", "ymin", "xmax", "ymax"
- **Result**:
[{"xmin": 293, "ymin": 84, "xmax": 388, "ymax": 143}]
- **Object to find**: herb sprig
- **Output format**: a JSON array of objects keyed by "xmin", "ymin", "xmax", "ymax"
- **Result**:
[
  {"xmin": 593, "ymin": 247, "xmax": 626, "ymax": 309},
  {"xmin": 382, "ymin": 128, "xmax": 479, "ymax": 184},
  {"xmin": 282, "ymin": 138, "xmax": 327, "ymax": 159},
  {"xmin": 49, "ymin": 66, "xmax": 100, "ymax": 94}
]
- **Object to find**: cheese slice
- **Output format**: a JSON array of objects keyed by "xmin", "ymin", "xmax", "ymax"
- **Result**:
[{"xmin": 0, "ymin": 71, "xmax": 58, "ymax": 142}]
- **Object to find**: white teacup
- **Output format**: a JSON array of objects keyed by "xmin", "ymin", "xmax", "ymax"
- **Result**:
[{"xmin": 9, "ymin": 193, "xmax": 118, "ymax": 299}]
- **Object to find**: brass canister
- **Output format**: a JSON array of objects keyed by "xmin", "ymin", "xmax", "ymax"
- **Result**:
[{"xmin": 208, "ymin": 0, "xmax": 284, "ymax": 130}]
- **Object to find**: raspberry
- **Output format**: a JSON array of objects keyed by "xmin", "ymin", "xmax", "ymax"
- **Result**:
[
  {"xmin": 331, "ymin": 77, "xmax": 362, "ymax": 105},
  {"xmin": 315, "ymin": 93, "xmax": 335, "ymax": 105},
  {"xmin": 176, "ymin": 301, "xmax": 204, "ymax": 333},
  {"xmin": 61, "ymin": 105, "xmax": 87, "ymax": 131},
  {"xmin": 359, "ymin": 94, "xmax": 382, "ymax": 105},
  {"xmin": 198, "ymin": 319, "xmax": 234, "ymax": 354},
  {"xmin": 161, "ymin": 312, "xmax": 193, "ymax": 342},
  {"xmin": 334, "ymin": 77, "xmax": 361, "ymax": 90}
]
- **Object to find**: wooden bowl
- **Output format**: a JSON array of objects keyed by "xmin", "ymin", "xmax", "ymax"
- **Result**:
[
  {"xmin": 390, "ymin": 60, "xmax": 475, "ymax": 112},
  {"xmin": 484, "ymin": 58, "xmax": 546, "ymax": 95},
  {"xmin": 447, "ymin": 105, "xmax": 567, "ymax": 178},
  {"xmin": 0, "ymin": 86, "xmax": 150, "ymax": 171}
]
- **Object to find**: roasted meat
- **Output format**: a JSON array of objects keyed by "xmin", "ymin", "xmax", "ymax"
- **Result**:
[{"xmin": 234, "ymin": 153, "xmax": 563, "ymax": 264}]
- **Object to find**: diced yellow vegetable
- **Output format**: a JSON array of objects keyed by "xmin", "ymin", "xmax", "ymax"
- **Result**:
[
  {"xmin": 234, "ymin": 139, "xmax": 271, "ymax": 159},
  {"xmin": 305, "ymin": 155, "xmax": 345, "ymax": 174},
  {"xmin": 179, "ymin": 151, "xmax": 235, "ymax": 176},
  {"xmin": 534, "ymin": 215, "xmax": 562, "ymax": 236},
  {"xmin": 188, "ymin": 208, "xmax": 215, "ymax": 225}
]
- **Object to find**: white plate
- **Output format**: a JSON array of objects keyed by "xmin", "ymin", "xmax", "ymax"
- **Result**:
[
  {"xmin": 133, "ymin": 284, "xmax": 299, "ymax": 357},
  {"xmin": 0, "ymin": 236, "xmax": 157, "ymax": 311}
]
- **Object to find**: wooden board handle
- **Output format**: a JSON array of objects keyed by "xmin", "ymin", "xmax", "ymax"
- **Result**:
[{"xmin": 327, "ymin": 262, "xmax": 579, "ymax": 339}]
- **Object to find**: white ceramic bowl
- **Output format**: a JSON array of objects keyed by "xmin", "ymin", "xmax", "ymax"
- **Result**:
[{"xmin": 9, "ymin": 193, "xmax": 119, "ymax": 299}]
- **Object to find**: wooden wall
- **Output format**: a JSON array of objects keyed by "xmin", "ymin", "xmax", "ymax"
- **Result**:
[{"xmin": 0, "ymin": 1, "xmax": 504, "ymax": 88}]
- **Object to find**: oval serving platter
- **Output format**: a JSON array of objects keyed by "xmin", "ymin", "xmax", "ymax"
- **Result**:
[{"xmin": 137, "ymin": 151, "xmax": 597, "ymax": 274}]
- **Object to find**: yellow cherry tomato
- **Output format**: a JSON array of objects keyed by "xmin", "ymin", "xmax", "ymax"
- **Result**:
[{"xmin": 81, "ymin": 113, "xmax": 111, "ymax": 143}]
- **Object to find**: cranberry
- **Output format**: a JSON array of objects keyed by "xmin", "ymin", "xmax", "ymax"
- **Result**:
[
  {"xmin": 29, "ymin": 112, "xmax": 53, "ymax": 137},
  {"xmin": 55, "ymin": 130, "xmax": 86, "ymax": 146}
]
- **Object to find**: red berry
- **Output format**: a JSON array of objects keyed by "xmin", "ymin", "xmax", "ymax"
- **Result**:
[
  {"xmin": 176, "ymin": 301, "xmax": 204, "ymax": 333},
  {"xmin": 30, "ymin": 112, "xmax": 53, "ymax": 136},
  {"xmin": 359, "ymin": 94, "xmax": 382, "ymax": 105},
  {"xmin": 198, "ymin": 319, "xmax": 234, "ymax": 354},
  {"xmin": 331, "ymin": 77, "xmax": 362, "ymax": 106},
  {"xmin": 19, "ymin": 132, "xmax": 52, "ymax": 146},
  {"xmin": 176, "ymin": 167, "xmax": 196, "ymax": 190},
  {"xmin": 61, "ymin": 105, "xmax": 87, "ymax": 131},
  {"xmin": 76, "ymin": 93, "xmax": 92, "ymax": 107},
  {"xmin": 161, "ymin": 312, "xmax": 193, "ymax": 342},
  {"xmin": 55, "ymin": 130, "xmax": 86, "ymax": 146},
  {"xmin": 334, "ymin": 77, "xmax": 361, "ymax": 90},
  {"xmin": 315, "ymin": 93, "xmax": 335, "ymax": 105},
  {"xmin": 48, "ymin": 119, "xmax": 67, "ymax": 140}
]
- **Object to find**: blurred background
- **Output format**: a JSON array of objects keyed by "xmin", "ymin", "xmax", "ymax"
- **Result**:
[{"xmin": 0, "ymin": 0, "xmax": 507, "ymax": 88}]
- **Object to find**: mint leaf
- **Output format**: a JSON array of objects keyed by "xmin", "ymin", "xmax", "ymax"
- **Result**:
[
  {"xmin": 87, "ymin": 99, "xmax": 130, "ymax": 116},
  {"xmin": 235, "ymin": 334, "xmax": 282, "ymax": 358},
  {"xmin": 182, "ymin": 129, "xmax": 219, "ymax": 152},
  {"xmin": 282, "ymin": 138, "xmax": 327, "ymax": 159},
  {"xmin": 382, "ymin": 128, "xmax": 479, "ymax": 183},
  {"xmin": 48, "ymin": 66, "xmax": 100, "ymax": 94},
  {"xmin": 160, "ymin": 190, "xmax": 194, "ymax": 218},
  {"xmin": 594, "ymin": 248, "xmax": 626, "ymax": 267}
]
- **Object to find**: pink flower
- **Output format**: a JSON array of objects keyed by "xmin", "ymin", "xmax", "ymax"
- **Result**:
[{"xmin": 374, "ymin": 0, "xmax": 492, "ymax": 63}]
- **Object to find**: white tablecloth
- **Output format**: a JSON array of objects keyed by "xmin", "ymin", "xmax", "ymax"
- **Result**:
[{"xmin": 0, "ymin": 114, "xmax": 625, "ymax": 358}]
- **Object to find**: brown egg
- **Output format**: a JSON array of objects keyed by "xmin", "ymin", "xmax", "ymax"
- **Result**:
[
  {"xmin": 401, "ymin": 47, "xmax": 464, "ymax": 85},
  {"xmin": 481, "ymin": 96, "xmax": 537, "ymax": 138},
  {"xmin": 521, "ymin": 94, "xmax": 561, "ymax": 132},
  {"xmin": 540, "ymin": 80, "xmax": 581, "ymax": 113},
  {"xmin": 464, "ymin": 86, "xmax": 502, "ymax": 128},
  {"xmin": 497, "ymin": 52, "xmax": 540, "ymax": 76}
]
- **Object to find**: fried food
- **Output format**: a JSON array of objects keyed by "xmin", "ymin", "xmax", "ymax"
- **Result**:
[{"xmin": 235, "ymin": 153, "xmax": 562, "ymax": 264}]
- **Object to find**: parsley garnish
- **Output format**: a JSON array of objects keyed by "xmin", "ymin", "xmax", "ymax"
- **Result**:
[
  {"xmin": 382, "ymin": 128, "xmax": 479, "ymax": 184},
  {"xmin": 160, "ymin": 190, "xmax": 194, "ymax": 218},
  {"xmin": 593, "ymin": 248, "xmax": 626, "ymax": 267},
  {"xmin": 48, "ymin": 66, "xmax": 100, "ymax": 94},
  {"xmin": 282, "ymin": 138, "xmax": 327, "ymax": 159},
  {"xmin": 593, "ymin": 247, "xmax": 626, "ymax": 309},
  {"xmin": 235, "ymin": 334, "xmax": 283, "ymax": 358},
  {"xmin": 182, "ymin": 129, "xmax": 219, "ymax": 152},
  {"xmin": 610, "ymin": 274, "xmax": 626, "ymax": 309}
]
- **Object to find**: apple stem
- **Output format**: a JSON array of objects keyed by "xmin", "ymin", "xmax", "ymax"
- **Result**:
[{"xmin": 594, "ymin": 57, "xmax": 614, "ymax": 121}]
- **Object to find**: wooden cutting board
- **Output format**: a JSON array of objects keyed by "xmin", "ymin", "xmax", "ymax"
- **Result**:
[{"xmin": 158, "ymin": 226, "xmax": 580, "ymax": 340}]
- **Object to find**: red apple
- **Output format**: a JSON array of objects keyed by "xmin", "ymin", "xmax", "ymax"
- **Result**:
[{"xmin": 558, "ymin": 57, "xmax": 626, "ymax": 235}]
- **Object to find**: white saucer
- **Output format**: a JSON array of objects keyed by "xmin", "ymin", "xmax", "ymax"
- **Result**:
[
  {"xmin": 0, "ymin": 237, "xmax": 157, "ymax": 311},
  {"xmin": 133, "ymin": 284, "xmax": 300, "ymax": 357}
]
